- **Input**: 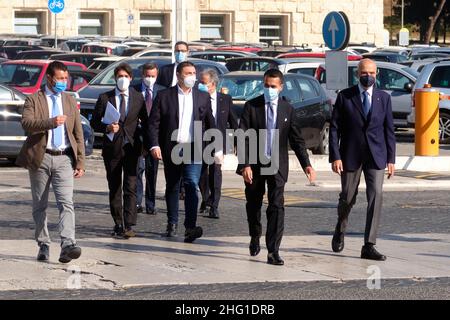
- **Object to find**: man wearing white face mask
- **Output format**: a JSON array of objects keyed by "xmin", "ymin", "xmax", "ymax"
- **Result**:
[
  {"xmin": 133, "ymin": 63, "xmax": 165, "ymax": 215},
  {"xmin": 149, "ymin": 61, "xmax": 216, "ymax": 243},
  {"xmin": 157, "ymin": 41, "xmax": 189, "ymax": 88},
  {"xmin": 93, "ymin": 63, "xmax": 150, "ymax": 239}
]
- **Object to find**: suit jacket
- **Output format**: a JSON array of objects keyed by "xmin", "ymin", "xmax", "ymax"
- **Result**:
[
  {"xmin": 156, "ymin": 63, "xmax": 176, "ymax": 88},
  {"xmin": 16, "ymin": 89, "xmax": 85, "ymax": 171},
  {"xmin": 214, "ymin": 92, "xmax": 239, "ymax": 154},
  {"xmin": 236, "ymin": 95, "xmax": 311, "ymax": 182},
  {"xmin": 148, "ymin": 85, "xmax": 216, "ymax": 163},
  {"xmin": 92, "ymin": 87, "xmax": 150, "ymax": 158},
  {"xmin": 329, "ymin": 85, "xmax": 396, "ymax": 171}
]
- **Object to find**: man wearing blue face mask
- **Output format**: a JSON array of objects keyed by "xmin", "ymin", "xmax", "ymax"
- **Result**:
[
  {"xmin": 237, "ymin": 69, "xmax": 316, "ymax": 266},
  {"xmin": 157, "ymin": 41, "xmax": 189, "ymax": 88},
  {"xmin": 329, "ymin": 58, "xmax": 396, "ymax": 261},
  {"xmin": 16, "ymin": 61, "xmax": 85, "ymax": 264}
]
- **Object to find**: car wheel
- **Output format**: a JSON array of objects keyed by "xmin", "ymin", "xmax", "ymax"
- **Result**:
[
  {"xmin": 439, "ymin": 110, "xmax": 450, "ymax": 144},
  {"xmin": 312, "ymin": 122, "xmax": 330, "ymax": 155}
]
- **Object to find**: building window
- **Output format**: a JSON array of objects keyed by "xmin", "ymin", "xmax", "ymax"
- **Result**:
[
  {"xmin": 200, "ymin": 15, "xmax": 225, "ymax": 40},
  {"xmin": 140, "ymin": 14, "xmax": 165, "ymax": 38},
  {"xmin": 14, "ymin": 12, "xmax": 43, "ymax": 34},
  {"xmin": 78, "ymin": 13, "xmax": 105, "ymax": 36},
  {"xmin": 259, "ymin": 16, "xmax": 283, "ymax": 45}
]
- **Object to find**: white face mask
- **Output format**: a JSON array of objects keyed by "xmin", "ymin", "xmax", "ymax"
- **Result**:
[
  {"xmin": 143, "ymin": 76, "xmax": 156, "ymax": 88},
  {"xmin": 116, "ymin": 77, "xmax": 130, "ymax": 92},
  {"xmin": 183, "ymin": 75, "xmax": 196, "ymax": 88}
]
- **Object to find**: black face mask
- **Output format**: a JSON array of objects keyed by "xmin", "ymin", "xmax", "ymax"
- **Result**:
[{"xmin": 359, "ymin": 75, "xmax": 376, "ymax": 88}]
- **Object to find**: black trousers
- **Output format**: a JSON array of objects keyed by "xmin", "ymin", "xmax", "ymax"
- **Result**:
[
  {"xmin": 199, "ymin": 163, "xmax": 222, "ymax": 210},
  {"xmin": 103, "ymin": 141, "xmax": 139, "ymax": 228},
  {"xmin": 244, "ymin": 172, "xmax": 285, "ymax": 254}
]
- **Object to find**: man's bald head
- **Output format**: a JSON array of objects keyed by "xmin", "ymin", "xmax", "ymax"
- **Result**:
[{"xmin": 357, "ymin": 58, "xmax": 377, "ymax": 89}]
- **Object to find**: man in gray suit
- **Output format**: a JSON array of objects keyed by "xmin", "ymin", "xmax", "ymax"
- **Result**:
[{"xmin": 16, "ymin": 61, "xmax": 85, "ymax": 264}]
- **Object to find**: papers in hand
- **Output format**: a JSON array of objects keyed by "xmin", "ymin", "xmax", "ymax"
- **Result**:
[{"xmin": 102, "ymin": 102, "xmax": 120, "ymax": 141}]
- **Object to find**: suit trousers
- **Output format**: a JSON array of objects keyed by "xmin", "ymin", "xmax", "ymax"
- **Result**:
[
  {"xmin": 103, "ymin": 143, "xmax": 139, "ymax": 228},
  {"xmin": 29, "ymin": 152, "xmax": 76, "ymax": 249},
  {"xmin": 136, "ymin": 154, "xmax": 159, "ymax": 211},
  {"xmin": 337, "ymin": 166, "xmax": 385, "ymax": 244},
  {"xmin": 199, "ymin": 163, "xmax": 222, "ymax": 210},
  {"xmin": 244, "ymin": 172, "xmax": 285, "ymax": 254}
]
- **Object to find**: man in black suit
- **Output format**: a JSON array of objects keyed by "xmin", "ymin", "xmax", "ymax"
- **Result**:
[
  {"xmin": 198, "ymin": 68, "xmax": 238, "ymax": 219},
  {"xmin": 156, "ymin": 41, "xmax": 189, "ymax": 88},
  {"xmin": 92, "ymin": 63, "xmax": 150, "ymax": 239},
  {"xmin": 237, "ymin": 69, "xmax": 316, "ymax": 266},
  {"xmin": 149, "ymin": 61, "xmax": 217, "ymax": 243},
  {"xmin": 329, "ymin": 58, "xmax": 396, "ymax": 261},
  {"xmin": 133, "ymin": 63, "xmax": 165, "ymax": 215}
]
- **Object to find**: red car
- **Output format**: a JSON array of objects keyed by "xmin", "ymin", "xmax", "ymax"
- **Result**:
[
  {"xmin": 276, "ymin": 52, "xmax": 362, "ymax": 61},
  {"xmin": 0, "ymin": 60, "xmax": 87, "ymax": 95}
]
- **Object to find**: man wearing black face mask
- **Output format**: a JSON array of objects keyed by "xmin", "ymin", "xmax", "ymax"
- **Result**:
[{"xmin": 329, "ymin": 58, "xmax": 396, "ymax": 261}]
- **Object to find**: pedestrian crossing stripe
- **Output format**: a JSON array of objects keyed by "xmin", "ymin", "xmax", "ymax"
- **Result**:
[{"xmin": 221, "ymin": 188, "xmax": 325, "ymax": 205}]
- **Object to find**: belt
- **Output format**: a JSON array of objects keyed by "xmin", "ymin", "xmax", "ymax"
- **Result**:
[{"xmin": 45, "ymin": 148, "xmax": 72, "ymax": 156}]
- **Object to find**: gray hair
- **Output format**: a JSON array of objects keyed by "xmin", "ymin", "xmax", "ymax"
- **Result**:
[{"xmin": 200, "ymin": 68, "xmax": 219, "ymax": 86}]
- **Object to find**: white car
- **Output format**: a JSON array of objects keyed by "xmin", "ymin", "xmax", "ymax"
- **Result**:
[
  {"xmin": 88, "ymin": 56, "xmax": 126, "ymax": 71},
  {"xmin": 131, "ymin": 49, "xmax": 173, "ymax": 58}
]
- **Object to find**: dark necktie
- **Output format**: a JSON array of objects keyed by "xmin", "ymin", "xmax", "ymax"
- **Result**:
[
  {"xmin": 119, "ymin": 93, "xmax": 126, "ymax": 124},
  {"xmin": 266, "ymin": 103, "xmax": 275, "ymax": 157},
  {"xmin": 145, "ymin": 87, "xmax": 153, "ymax": 115},
  {"xmin": 362, "ymin": 91, "xmax": 371, "ymax": 118}
]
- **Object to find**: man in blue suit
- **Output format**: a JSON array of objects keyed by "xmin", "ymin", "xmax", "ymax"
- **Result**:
[{"xmin": 329, "ymin": 58, "xmax": 396, "ymax": 261}]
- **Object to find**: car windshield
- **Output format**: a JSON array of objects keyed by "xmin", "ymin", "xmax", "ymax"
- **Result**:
[
  {"xmin": 0, "ymin": 64, "xmax": 43, "ymax": 87},
  {"xmin": 217, "ymin": 77, "xmax": 264, "ymax": 100},
  {"xmin": 401, "ymin": 67, "xmax": 419, "ymax": 79}
]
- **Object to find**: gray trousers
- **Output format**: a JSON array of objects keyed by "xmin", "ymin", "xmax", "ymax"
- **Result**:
[
  {"xmin": 29, "ymin": 153, "xmax": 76, "ymax": 248},
  {"xmin": 337, "ymin": 166, "xmax": 385, "ymax": 245}
]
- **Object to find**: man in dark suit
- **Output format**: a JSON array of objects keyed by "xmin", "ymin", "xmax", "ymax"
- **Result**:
[
  {"xmin": 198, "ymin": 68, "xmax": 239, "ymax": 219},
  {"xmin": 149, "ymin": 61, "xmax": 216, "ymax": 243},
  {"xmin": 92, "ymin": 63, "xmax": 150, "ymax": 239},
  {"xmin": 237, "ymin": 69, "xmax": 316, "ymax": 266},
  {"xmin": 133, "ymin": 63, "xmax": 165, "ymax": 215},
  {"xmin": 156, "ymin": 41, "xmax": 189, "ymax": 88},
  {"xmin": 329, "ymin": 58, "xmax": 396, "ymax": 261}
]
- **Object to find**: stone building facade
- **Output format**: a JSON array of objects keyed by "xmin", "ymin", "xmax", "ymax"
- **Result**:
[{"xmin": 0, "ymin": 0, "xmax": 385, "ymax": 46}]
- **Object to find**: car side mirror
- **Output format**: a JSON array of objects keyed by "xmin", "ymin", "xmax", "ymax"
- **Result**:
[{"xmin": 404, "ymin": 82, "xmax": 413, "ymax": 92}]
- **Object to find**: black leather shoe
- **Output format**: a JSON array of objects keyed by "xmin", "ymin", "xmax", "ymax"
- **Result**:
[
  {"xmin": 249, "ymin": 237, "xmax": 261, "ymax": 256},
  {"xmin": 59, "ymin": 245, "xmax": 82, "ymax": 264},
  {"xmin": 332, "ymin": 225, "xmax": 345, "ymax": 253},
  {"xmin": 267, "ymin": 252, "xmax": 284, "ymax": 266},
  {"xmin": 166, "ymin": 223, "xmax": 177, "ymax": 237},
  {"xmin": 208, "ymin": 208, "xmax": 219, "ymax": 219},
  {"xmin": 136, "ymin": 205, "xmax": 143, "ymax": 213},
  {"xmin": 37, "ymin": 244, "xmax": 49, "ymax": 262},
  {"xmin": 361, "ymin": 244, "xmax": 387, "ymax": 261},
  {"xmin": 199, "ymin": 201, "xmax": 207, "ymax": 214},
  {"xmin": 145, "ymin": 208, "xmax": 157, "ymax": 215},
  {"xmin": 184, "ymin": 226, "xmax": 203, "ymax": 243},
  {"xmin": 111, "ymin": 224, "xmax": 124, "ymax": 238}
]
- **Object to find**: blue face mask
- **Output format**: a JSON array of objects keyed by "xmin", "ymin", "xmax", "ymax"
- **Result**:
[
  {"xmin": 264, "ymin": 87, "xmax": 279, "ymax": 102},
  {"xmin": 175, "ymin": 51, "xmax": 187, "ymax": 63},
  {"xmin": 53, "ymin": 81, "xmax": 67, "ymax": 93},
  {"xmin": 198, "ymin": 83, "xmax": 209, "ymax": 93}
]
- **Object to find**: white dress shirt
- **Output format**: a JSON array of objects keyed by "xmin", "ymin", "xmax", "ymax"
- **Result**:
[
  {"xmin": 211, "ymin": 91, "xmax": 218, "ymax": 124},
  {"xmin": 115, "ymin": 87, "xmax": 129, "ymax": 117},
  {"xmin": 141, "ymin": 83, "xmax": 154, "ymax": 100},
  {"xmin": 171, "ymin": 63, "xmax": 179, "ymax": 87},
  {"xmin": 45, "ymin": 86, "xmax": 69, "ymax": 151},
  {"xmin": 177, "ymin": 85, "xmax": 194, "ymax": 143}
]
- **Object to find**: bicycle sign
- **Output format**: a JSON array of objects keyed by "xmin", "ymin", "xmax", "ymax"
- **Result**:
[{"xmin": 48, "ymin": 0, "xmax": 65, "ymax": 14}]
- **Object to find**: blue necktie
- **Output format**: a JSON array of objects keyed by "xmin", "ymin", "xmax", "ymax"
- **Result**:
[
  {"xmin": 266, "ymin": 103, "xmax": 275, "ymax": 157},
  {"xmin": 362, "ymin": 91, "xmax": 371, "ymax": 118},
  {"xmin": 51, "ymin": 95, "xmax": 63, "ymax": 149}
]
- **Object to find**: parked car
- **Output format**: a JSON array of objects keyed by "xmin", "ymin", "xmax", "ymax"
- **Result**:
[
  {"xmin": 279, "ymin": 60, "xmax": 323, "ymax": 77},
  {"xmin": 0, "ymin": 60, "xmax": 87, "ymax": 95},
  {"xmin": 216, "ymin": 46, "xmax": 263, "ymax": 54},
  {"xmin": 120, "ymin": 47, "xmax": 148, "ymax": 56},
  {"xmin": 59, "ymin": 39, "xmax": 92, "ymax": 52},
  {"xmin": 362, "ymin": 51, "xmax": 409, "ymax": 64},
  {"xmin": 0, "ymin": 83, "xmax": 26, "ymax": 101},
  {"xmin": 276, "ymin": 52, "xmax": 363, "ymax": 61},
  {"xmin": 87, "ymin": 56, "xmax": 126, "ymax": 71},
  {"xmin": 315, "ymin": 61, "xmax": 418, "ymax": 128},
  {"xmin": 77, "ymin": 57, "xmax": 228, "ymax": 134},
  {"xmin": 131, "ymin": 49, "xmax": 173, "ymax": 58},
  {"xmin": 14, "ymin": 49, "xmax": 66, "ymax": 60},
  {"xmin": 225, "ymin": 57, "xmax": 286, "ymax": 72},
  {"xmin": 49, "ymin": 52, "xmax": 108, "ymax": 68},
  {"xmin": 400, "ymin": 57, "xmax": 445, "ymax": 73},
  {"xmin": 190, "ymin": 50, "xmax": 257, "ymax": 65},
  {"xmin": 0, "ymin": 45, "xmax": 46, "ymax": 59},
  {"xmin": 81, "ymin": 42, "xmax": 129, "ymax": 56},
  {"xmin": 217, "ymin": 71, "xmax": 332, "ymax": 154},
  {"xmin": 407, "ymin": 60, "xmax": 450, "ymax": 144}
]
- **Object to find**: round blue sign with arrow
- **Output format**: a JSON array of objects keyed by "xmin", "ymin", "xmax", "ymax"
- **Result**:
[
  {"xmin": 48, "ymin": 0, "xmax": 65, "ymax": 14},
  {"xmin": 322, "ymin": 11, "xmax": 350, "ymax": 51}
]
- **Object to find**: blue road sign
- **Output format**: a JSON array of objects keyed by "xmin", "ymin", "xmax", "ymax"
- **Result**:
[
  {"xmin": 322, "ymin": 11, "xmax": 350, "ymax": 51},
  {"xmin": 48, "ymin": 0, "xmax": 65, "ymax": 14}
]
